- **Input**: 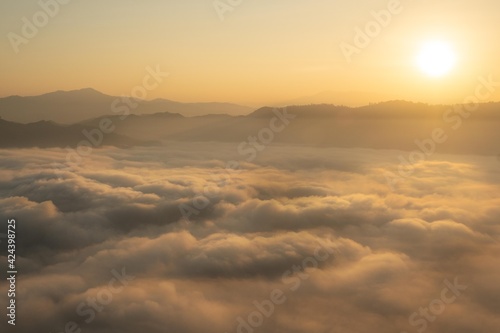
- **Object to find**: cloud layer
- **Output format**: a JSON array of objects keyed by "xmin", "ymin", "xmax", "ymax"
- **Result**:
[{"xmin": 0, "ymin": 143, "xmax": 499, "ymax": 333}]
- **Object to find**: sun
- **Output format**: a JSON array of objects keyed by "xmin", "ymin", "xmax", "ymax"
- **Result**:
[{"xmin": 416, "ymin": 41, "xmax": 457, "ymax": 78}]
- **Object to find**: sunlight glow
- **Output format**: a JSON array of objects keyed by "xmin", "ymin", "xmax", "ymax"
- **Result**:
[{"xmin": 416, "ymin": 41, "xmax": 457, "ymax": 78}]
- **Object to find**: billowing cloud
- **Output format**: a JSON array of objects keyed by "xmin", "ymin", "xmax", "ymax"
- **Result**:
[{"xmin": 0, "ymin": 143, "xmax": 499, "ymax": 333}]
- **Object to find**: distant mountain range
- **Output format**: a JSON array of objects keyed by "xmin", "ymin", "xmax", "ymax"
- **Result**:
[
  {"xmin": 0, "ymin": 118, "xmax": 143, "ymax": 148},
  {"xmin": 1, "ymin": 99, "xmax": 498, "ymax": 155},
  {"xmin": 274, "ymin": 90, "xmax": 392, "ymax": 107},
  {"xmin": 0, "ymin": 88, "xmax": 253, "ymax": 124}
]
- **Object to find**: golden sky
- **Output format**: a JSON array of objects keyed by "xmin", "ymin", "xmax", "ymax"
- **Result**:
[{"xmin": 1, "ymin": 0, "xmax": 500, "ymax": 106}]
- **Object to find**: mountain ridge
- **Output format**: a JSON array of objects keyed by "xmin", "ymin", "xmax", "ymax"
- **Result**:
[{"xmin": 0, "ymin": 88, "xmax": 253, "ymax": 124}]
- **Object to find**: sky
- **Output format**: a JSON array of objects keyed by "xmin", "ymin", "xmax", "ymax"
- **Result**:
[{"xmin": 1, "ymin": 0, "xmax": 500, "ymax": 106}]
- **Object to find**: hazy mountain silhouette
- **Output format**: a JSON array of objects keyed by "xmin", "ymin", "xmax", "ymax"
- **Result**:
[
  {"xmin": 1, "ymin": 100, "xmax": 499, "ymax": 154},
  {"xmin": 0, "ymin": 88, "xmax": 253, "ymax": 124},
  {"xmin": 81, "ymin": 112, "xmax": 239, "ymax": 141},
  {"xmin": 274, "ymin": 90, "xmax": 391, "ymax": 107},
  {"xmin": 73, "ymin": 101, "xmax": 500, "ymax": 155},
  {"xmin": 0, "ymin": 118, "xmax": 142, "ymax": 148}
]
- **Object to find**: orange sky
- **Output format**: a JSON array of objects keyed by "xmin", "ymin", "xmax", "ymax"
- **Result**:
[{"xmin": 1, "ymin": 0, "xmax": 500, "ymax": 106}]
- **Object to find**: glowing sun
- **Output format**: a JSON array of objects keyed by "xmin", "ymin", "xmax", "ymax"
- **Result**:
[{"xmin": 416, "ymin": 41, "xmax": 457, "ymax": 78}]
